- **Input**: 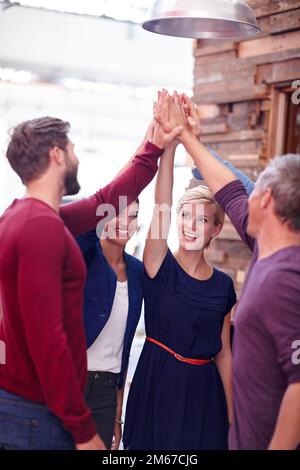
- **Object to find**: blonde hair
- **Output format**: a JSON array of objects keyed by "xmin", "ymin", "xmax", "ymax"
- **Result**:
[{"xmin": 176, "ymin": 185, "xmax": 225, "ymax": 227}]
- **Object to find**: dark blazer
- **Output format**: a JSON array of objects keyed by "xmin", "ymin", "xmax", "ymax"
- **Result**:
[{"xmin": 76, "ymin": 231, "xmax": 143, "ymax": 389}]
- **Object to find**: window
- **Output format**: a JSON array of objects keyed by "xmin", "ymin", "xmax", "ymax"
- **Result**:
[{"xmin": 268, "ymin": 83, "xmax": 300, "ymax": 158}]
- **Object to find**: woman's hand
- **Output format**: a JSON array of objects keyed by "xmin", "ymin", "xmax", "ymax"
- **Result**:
[
  {"xmin": 181, "ymin": 94, "xmax": 201, "ymax": 138},
  {"xmin": 111, "ymin": 422, "xmax": 122, "ymax": 450},
  {"xmin": 152, "ymin": 89, "xmax": 184, "ymax": 149}
]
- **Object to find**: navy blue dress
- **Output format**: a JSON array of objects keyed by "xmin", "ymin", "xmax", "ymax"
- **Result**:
[{"xmin": 123, "ymin": 249, "xmax": 236, "ymax": 450}]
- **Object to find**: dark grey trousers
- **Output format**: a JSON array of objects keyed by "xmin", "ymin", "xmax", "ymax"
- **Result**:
[{"xmin": 85, "ymin": 371, "xmax": 119, "ymax": 449}]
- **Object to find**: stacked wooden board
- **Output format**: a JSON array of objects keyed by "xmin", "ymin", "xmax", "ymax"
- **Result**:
[{"xmin": 191, "ymin": 0, "xmax": 300, "ymax": 298}]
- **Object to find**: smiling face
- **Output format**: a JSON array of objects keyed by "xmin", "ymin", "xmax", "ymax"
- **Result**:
[
  {"xmin": 103, "ymin": 200, "xmax": 139, "ymax": 247},
  {"xmin": 177, "ymin": 200, "xmax": 222, "ymax": 251}
]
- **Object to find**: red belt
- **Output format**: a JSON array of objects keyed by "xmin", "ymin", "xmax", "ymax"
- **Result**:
[{"xmin": 146, "ymin": 337, "xmax": 212, "ymax": 366}]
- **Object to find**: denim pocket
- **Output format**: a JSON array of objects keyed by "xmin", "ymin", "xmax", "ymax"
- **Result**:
[
  {"xmin": 0, "ymin": 412, "xmax": 38, "ymax": 450},
  {"xmin": 51, "ymin": 426, "xmax": 75, "ymax": 450}
]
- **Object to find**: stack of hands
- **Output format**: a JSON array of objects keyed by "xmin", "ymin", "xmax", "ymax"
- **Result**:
[
  {"xmin": 76, "ymin": 90, "xmax": 201, "ymax": 452},
  {"xmin": 147, "ymin": 89, "xmax": 201, "ymax": 150}
]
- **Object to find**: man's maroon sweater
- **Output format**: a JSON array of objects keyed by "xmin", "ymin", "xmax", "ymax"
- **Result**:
[{"xmin": 0, "ymin": 142, "xmax": 162, "ymax": 444}]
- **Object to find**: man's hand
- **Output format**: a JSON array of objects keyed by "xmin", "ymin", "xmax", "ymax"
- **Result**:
[
  {"xmin": 152, "ymin": 89, "xmax": 183, "ymax": 149},
  {"xmin": 76, "ymin": 433, "xmax": 107, "ymax": 451}
]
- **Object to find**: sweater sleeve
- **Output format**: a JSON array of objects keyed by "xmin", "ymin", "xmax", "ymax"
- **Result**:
[
  {"xmin": 17, "ymin": 217, "xmax": 96, "ymax": 444},
  {"xmin": 60, "ymin": 141, "xmax": 163, "ymax": 237},
  {"xmin": 192, "ymin": 147, "xmax": 255, "ymax": 196},
  {"xmin": 214, "ymin": 180, "xmax": 255, "ymax": 252}
]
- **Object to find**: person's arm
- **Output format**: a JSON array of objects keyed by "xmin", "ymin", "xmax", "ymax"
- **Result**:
[
  {"xmin": 180, "ymin": 132, "xmax": 237, "ymax": 194},
  {"xmin": 60, "ymin": 119, "xmax": 182, "ymax": 238},
  {"xmin": 143, "ymin": 135, "xmax": 177, "ymax": 278},
  {"xmin": 17, "ymin": 216, "xmax": 104, "ymax": 449},
  {"xmin": 112, "ymin": 379, "xmax": 127, "ymax": 451},
  {"xmin": 164, "ymin": 94, "xmax": 237, "ymax": 194},
  {"xmin": 192, "ymin": 148, "xmax": 255, "ymax": 196},
  {"xmin": 143, "ymin": 92, "xmax": 182, "ymax": 278},
  {"xmin": 157, "ymin": 93, "xmax": 255, "ymax": 251},
  {"xmin": 268, "ymin": 383, "xmax": 300, "ymax": 450},
  {"xmin": 215, "ymin": 312, "xmax": 233, "ymax": 425},
  {"xmin": 180, "ymin": 134, "xmax": 256, "ymax": 250}
]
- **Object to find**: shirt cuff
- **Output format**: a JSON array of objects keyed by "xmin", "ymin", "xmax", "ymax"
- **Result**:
[
  {"xmin": 145, "ymin": 140, "xmax": 164, "ymax": 157},
  {"xmin": 69, "ymin": 414, "xmax": 97, "ymax": 445}
]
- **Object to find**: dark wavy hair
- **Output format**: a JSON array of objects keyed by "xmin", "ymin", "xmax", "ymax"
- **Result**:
[{"xmin": 6, "ymin": 116, "xmax": 70, "ymax": 184}]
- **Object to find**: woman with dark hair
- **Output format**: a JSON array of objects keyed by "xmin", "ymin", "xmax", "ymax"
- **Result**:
[{"xmin": 76, "ymin": 198, "xmax": 142, "ymax": 450}]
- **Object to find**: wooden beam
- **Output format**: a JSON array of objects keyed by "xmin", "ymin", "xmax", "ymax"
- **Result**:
[
  {"xmin": 194, "ymin": 60, "xmax": 255, "ymax": 85},
  {"xmin": 195, "ymin": 75, "xmax": 254, "ymax": 96},
  {"xmin": 194, "ymin": 83, "xmax": 268, "ymax": 104},
  {"xmin": 238, "ymin": 31, "xmax": 300, "ymax": 59},
  {"xmin": 194, "ymin": 50, "xmax": 237, "ymax": 65},
  {"xmin": 194, "ymin": 46, "xmax": 300, "ymax": 68},
  {"xmin": 247, "ymin": 0, "xmax": 300, "ymax": 18},
  {"xmin": 194, "ymin": 41, "xmax": 236, "ymax": 58},
  {"xmin": 258, "ymin": 9, "xmax": 300, "ymax": 35},
  {"xmin": 200, "ymin": 122, "xmax": 229, "ymax": 135},
  {"xmin": 207, "ymin": 140, "xmax": 262, "ymax": 157},
  {"xmin": 241, "ymin": 47, "xmax": 300, "ymax": 66},
  {"xmin": 267, "ymin": 87, "xmax": 289, "ymax": 159},
  {"xmin": 228, "ymin": 154, "xmax": 261, "ymax": 168},
  {"xmin": 257, "ymin": 59, "xmax": 300, "ymax": 84},
  {"xmin": 200, "ymin": 130, "xmax": 265, "ymax": 144}
]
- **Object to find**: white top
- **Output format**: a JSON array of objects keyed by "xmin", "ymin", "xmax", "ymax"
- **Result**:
[{"xmin": 87, "ymin": 281, "xmax": 129, "ymax": 373}]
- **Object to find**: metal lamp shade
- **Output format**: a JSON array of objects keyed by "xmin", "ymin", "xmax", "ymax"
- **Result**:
[{"xmin": 142, "ymin": 0, "xmax": 260, "ymax": 39}]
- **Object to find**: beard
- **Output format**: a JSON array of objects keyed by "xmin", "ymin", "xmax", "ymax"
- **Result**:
[{"xmin": 64, "ymin": 161, "xmax": 80, "ymax": 196}]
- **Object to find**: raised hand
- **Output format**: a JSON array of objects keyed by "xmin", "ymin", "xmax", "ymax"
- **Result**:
[
  {"xmin": 152, "ymin": 89, "xmax": 184, "ymax": 149},
  {"xmin": 168, "ymin": 90, "xmax": 189, "ymax": 130},
  {"xmin": 181, "ymin": 94, "xmax": 201, "ymax": 138}
]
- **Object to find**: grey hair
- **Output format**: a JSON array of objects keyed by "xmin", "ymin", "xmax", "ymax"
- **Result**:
[{"xmin": 255, "ymin": 154, "xmax": 300, "ymax": 232}]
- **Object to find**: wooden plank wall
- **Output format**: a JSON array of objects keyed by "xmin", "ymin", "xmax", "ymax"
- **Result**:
[{"xmin": 192, "ymin": 0, "xmax": 300, "ymax": 297}]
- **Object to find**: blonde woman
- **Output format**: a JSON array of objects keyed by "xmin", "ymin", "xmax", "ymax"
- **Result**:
[{"xmin": 123, "ymin": 91, "xmax": 236, "ymax": 450}]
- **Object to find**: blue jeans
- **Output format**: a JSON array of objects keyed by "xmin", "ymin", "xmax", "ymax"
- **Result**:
[{"xmin": 0, "ymin": 388, "xmax": 75, "ymax": 450}]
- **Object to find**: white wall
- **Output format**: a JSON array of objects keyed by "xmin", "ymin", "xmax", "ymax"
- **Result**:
[
  {"xmin": 0, "ymin": 5, "xmax": 193, "ymax": 87},
  {"xmin": 0, "ymin": 5, "xmax": 193, "ymax": 213}
]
